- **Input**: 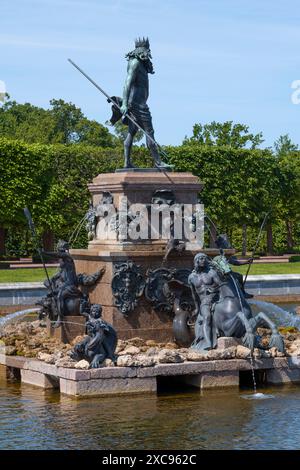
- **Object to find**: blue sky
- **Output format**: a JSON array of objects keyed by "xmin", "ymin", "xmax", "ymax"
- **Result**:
[{"xmin": 1, "ymin": 0, "xmax": 300, "ymax": 147}]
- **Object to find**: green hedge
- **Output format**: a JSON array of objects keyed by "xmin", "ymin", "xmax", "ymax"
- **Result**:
[{"xmin": 0, "ymin": 138, "xmax": 152, "ymax": 253}]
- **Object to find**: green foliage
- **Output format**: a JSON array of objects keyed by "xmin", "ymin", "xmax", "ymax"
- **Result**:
[
  {"xmin": 274, "ymin": 134, "xmax": 298, "ymax": 157},
  {"xmin": 4, "ymin": 227, "xmax": 34, "ymax": 257},
  {"xmin": 164, "ymin": 143, "xmax": 300, "ymax": 254},
  {"xmin": 0, "ymin": 268, "xmax": 58, "ymax": 283},
  {"xmin": 0, "ymin": 99, "xmax": 54, "ymax": 143},
  {"xmin": 0, "ymin": 138, "xmax": 45, "ymax": 227},
  {"xmin": 234, "ymin": 262, "xmax": 300, "ymax": 275},
  {"xmin": 1, "ymin": 262, "xmax": 300, "ymax": 284},
  {"xmin": 0, "ymin": 138, "xmax": 152, "ymax": 254},
  {"xmin": 277, "ymin": 152, "xmax": 300, "ymax": 222},
  {"xmin": 289, "ymin": 255, "xmax": 300, "ymax": 263},
  {"xmin": 166, "ymin": 144, "xmax": 278, "ymax": 228},
  {"xmin": 0, "ymin": 138, "xmax": 116, "ymax": 251},
  {"xmin": 113, "ymin": 120, "xmax": 143, "ymax": 143},
  {"xmin": 0, "ymin": 98, "xmax": 117, "ymax": 147},
  {"xmin": 183, "ymin": 121, "xmax": 264, "ymax": 149},
  {"xmin": 1, "ymin": 110, "xmax": 300, "ymax": 257}
]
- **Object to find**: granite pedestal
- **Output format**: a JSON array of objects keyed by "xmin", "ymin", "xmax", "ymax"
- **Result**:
[{"xmin": 71, "ymin": 171, "xmax": 233, "ymax": 342}]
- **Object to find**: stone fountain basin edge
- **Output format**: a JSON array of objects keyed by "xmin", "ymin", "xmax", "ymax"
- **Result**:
[{"xmin": 1, "ymin": 354, "xmax": 300, "ymax": 398}]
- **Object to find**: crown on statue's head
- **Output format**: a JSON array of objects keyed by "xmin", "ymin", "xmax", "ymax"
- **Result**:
[{"xmin": 135, "ymin": 36, "xmax": 150, "ymax": 49}]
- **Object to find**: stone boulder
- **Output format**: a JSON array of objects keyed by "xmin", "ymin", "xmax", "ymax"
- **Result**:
[
  {"xmin": 208, "ymin": 346, "xmax": 236, "ymax": 360},
  {"xmin": 118, "ymin": 346, "xmax": 141, "ymax": 356},
  {"xmin": 116, "ymin": 354, "xmax": 156, "ymax": 367},
  {"xmin": 37, "ymin": 352, "xmax": 56, "ymax": 364},
  {"xmin": 157, "ymin": 349, "xmax": 184, "ymax": 364},
  {"xmin": 145, "ymin": 347, "xmax": 161, "ymax": 357},
  {"xmin": 186, "ymin": 350, "xmax": 209, "ymax": 362},
  {"xmin": 126, "ymin": 337, "xmax": 145, "ymax": 347},
  {"xmin": 164, "ymin": 342, "xmax": 179, "ymax": 350},
  {"xmin": 135, "ymin": 355, "xmax": 156, "ymax": 367},
  {"xmin": 103, "ymin": 358, "xmax": 115, "ymax": 367},
  {"xmin": 236, "ymin": 345, "xmax": 252, "ymax": 359},
  {"xmin": 3, "ymin": 345, "xmax": 17, "ymax": 356},
  {"xmin": 145, "ymin": 340, "xmax": 158, "ymax": 347},
  {"xmin": 75, "ymin": 360, "xmax": 90, "ymax": 370}
]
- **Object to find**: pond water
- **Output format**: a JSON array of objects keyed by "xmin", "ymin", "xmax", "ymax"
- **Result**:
[{"xmin": 1, "ymin": 379, "xmax": 300, "ymax": 450}]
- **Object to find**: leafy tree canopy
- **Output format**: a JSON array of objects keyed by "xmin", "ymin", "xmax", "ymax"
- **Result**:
[
  {"xmin": 0, "ymin": 96, "xmax": 117, "ymax": 147},
  {"xmin": 183, "ymin": 121, "xmax": 264, "ymax": 149},
  {"xmin": 112, "ymin": 120, "xmax": 143, "ymax": 143},
  {"xmin": 277, "ymin": 151, "xmax": 300, "ymax": 222},
  {"xmin": 167, "ymin": 144, "xmax": 278, "ymax": 228},
  {"xmin": 274, "ymin": 134, "xmax": 299, "ymax": 157}
]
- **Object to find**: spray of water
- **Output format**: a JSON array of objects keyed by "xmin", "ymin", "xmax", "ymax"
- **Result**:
[
  {"xmin": 0, "ymin": 308, "xmax": 40, "ymax": 330},
  {"xmin": 49, "ymin": 320, "xmax": 86, "ymax": 327},
  {"xmin": 229, "ymin": 273, "xmax": 258, "ymax": 394},
  {"xmin": 242, "ymin": 392, "xmax": 274, "ymax": 400},
  {"xmin": 241, "ymin": 298, "xmax": 299, "ymax": 400},
  {"xmin": 249, "ymin": 299, "xmax": 300, "ymax": 328},
  {"xmin": 0, "ymin": 310, "xmax": 85, "ymax": 333}
]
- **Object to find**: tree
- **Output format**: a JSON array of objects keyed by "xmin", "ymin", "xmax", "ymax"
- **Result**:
[
  {"xmin": 277, "ymin": 151, "xmax": 300, "ymax": 251},
  {"xmin": 0, "ymin": 97, "xmax": 117, "ymax": 147},
  {"xmin": 0, "ymin": 138, "xmax": 45, "ymax": 229},
  {"xmin": 0, "ymin": 90, "xmax": 8, "ymax": 104},
  {"xmin": 67, "ymin": 115, "xmax": 115, "ymax": 147},
  {"xmin": 274, "ymin": 134, "xmax": 298, "ymax": 157},
  {"xmin": 183, "ymin": 121, "xmax": 264, "ymax": 149},
  {"xmin": 112, "ymin": 120, "xmax": 143, "ymax": 143},
  {"xmin": 0, "ymin": 99, "xmax": 55, "ymax": 143},
  {"xmin": 274, "ymin": 135, "xmax": 299, "ymax": 250},
  {"xmin": 48, "ymin": 98, "xmax": 84, "ymax": 143},
  {"xmin": 0, "ymin": 138, "xmax": 121, "ymax": 254}
]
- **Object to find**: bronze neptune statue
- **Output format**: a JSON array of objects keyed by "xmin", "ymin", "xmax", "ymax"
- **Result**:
[
  {"xmin": 68, "ymin": 39, "xmax": 172, "ymax": 170},
  {"xmin": 107, "ymin": 37, "xmax": 172, "ymax": 170}
]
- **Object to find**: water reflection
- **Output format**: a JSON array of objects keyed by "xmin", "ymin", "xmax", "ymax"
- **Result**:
[{"xmin": 1, "ymin": 378, "xmax": 300, "ymax": 449}]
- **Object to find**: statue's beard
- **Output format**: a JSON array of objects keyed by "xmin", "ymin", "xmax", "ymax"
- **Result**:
[
  {"xmin": 141, "ymin": 57, "xmax": 154, "ymax": 74},
  {"xmin": 136, "ymin": 51, "xmax": 154, "ymax": 73}
]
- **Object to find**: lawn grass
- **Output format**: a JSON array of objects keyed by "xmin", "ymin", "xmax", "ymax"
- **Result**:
[
  {"xmin": 234, "ymin": 262, "xmax": 300, "ymax": 275},
  {"xmin": 0, "ymin": 268, "xmax": 58, "ymax": 283},
  {"xmin": 0, "ymin": 262, "xmax": 300, "ymax": 283}
]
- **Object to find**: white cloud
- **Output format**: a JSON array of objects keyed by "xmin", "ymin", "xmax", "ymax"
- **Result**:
[{"xmin": 0, "ymin": 80, "xmax": 6, "ymax": 102}]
